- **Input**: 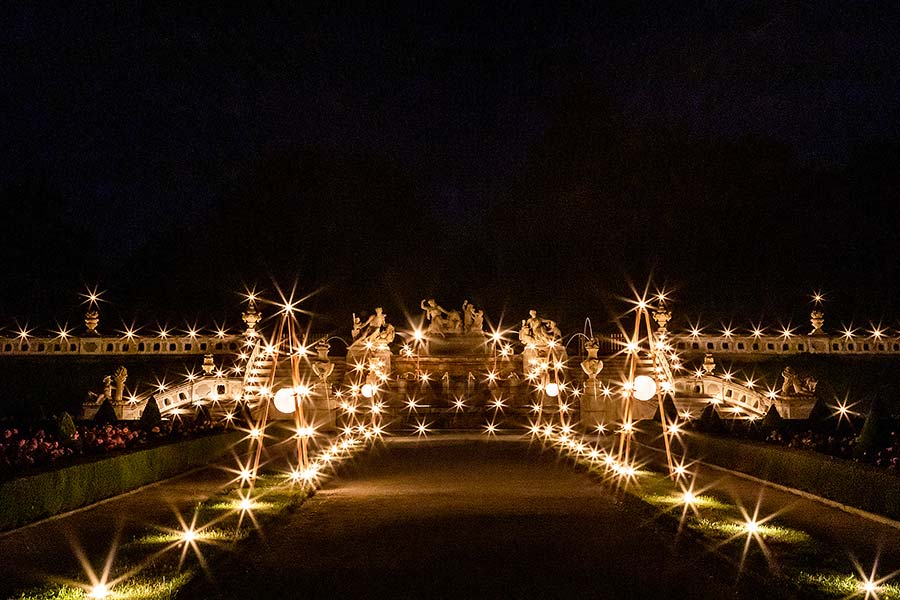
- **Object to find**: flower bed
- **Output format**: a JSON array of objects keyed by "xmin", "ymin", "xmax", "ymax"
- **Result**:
[
  {"xmin": 0, "ymin": 431, "xmax": 243, "ymax": 530},
  {"xmin": 1, "ymin": 418, "xmax": 228, "ymax": 479}
]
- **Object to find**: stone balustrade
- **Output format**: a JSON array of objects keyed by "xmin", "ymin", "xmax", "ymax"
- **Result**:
[
  {"xmin": 671, "ymin": 333, "xmax": 900, "ymax": 356},
  {"xmin": 0, "ymin": 334, "xmax": 244, "ymax": 356}
]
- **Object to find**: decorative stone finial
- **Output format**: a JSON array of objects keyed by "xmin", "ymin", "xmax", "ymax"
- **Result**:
[
  {"xmin": 580, "ymin": 337, "xmax": 603, "ymax": 380},
  {"xmin": 652, "ymin": 301, "xmax": 672, "ymax": 332},
  {"xmin": 202, "ymin": 353, "xmax": 215, "ymax": 375},
  {"xmin": 810, "ymin": 310, "xmax": 824, "ymax": 335},
  {"xmin": 702, "ymin": 353, "xmax": 715, "ymax": 374},
  {"xmin": 242, "ymin": 298, "xmax": 261, "ymax": 336},
  {"xmin": 315, "ymin": 338, "xmax": 331, "ymax": 361},
  {"xmin": 84, "ymin": 310, "xmax": 100, "ymax": 335},
  {"xmin": 113, "ymin": 366, "xmax": 127, "ymax": 402}
]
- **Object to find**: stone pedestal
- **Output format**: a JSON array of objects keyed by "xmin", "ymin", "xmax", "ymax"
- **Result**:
[
  {"xmin": 580, "ymin": 384, "xmax": 624, "ymax": 427},
  {"xmin": 424, "ymin": 334, "xmax": 488, "ymax": 356},
  {"xmin": 346, "ymin": 348, "xmax": 392, "ymax": 374},
  {"xmin": 772, "ymin": 396, "xmax": 817, "ymax": 420}
]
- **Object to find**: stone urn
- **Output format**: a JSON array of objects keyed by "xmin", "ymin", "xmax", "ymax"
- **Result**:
[
  {"xmin": 580, "ymin": 341, "xmax": 604, "ymax": 380},
  {"xmin": 652, "ymin": 302, "xmax": 672, "ymax": 332},
  {"xmin": 242, "ymin": 298, "xmax": 261, "ymax": 336},
  {"xmin": 84, "ymin": 310, "xmax": 100, "ymax": 335},
  {"xmin": 810, "ymin": 310, "xmax": 825, "ymax": 335},
  {"xmin": 315, "ymin": 338, "xmax": 331, "ymax": 361}
]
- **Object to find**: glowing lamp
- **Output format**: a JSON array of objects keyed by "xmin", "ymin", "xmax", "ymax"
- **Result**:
[
  {"xmin": 632, "ymin": 375, "xmax": 657, "ymax": 401},
  {"xmin": 544, "ymin": 382, "xmax": 560, "ymax": 397},
  {"xmin": 862, "ymin": 579, "xmax": 878, "ymax": 594},
  {"xmin": 89, "ymin": 584, "xmax": 110, "ymax": 599},
  {"xmin": 361, "ymin": 383, "xmax": 375, "ymax": 398},
  {"xmin": 273, "ymin": 387, "xmax": 298, "ymax": 413}
]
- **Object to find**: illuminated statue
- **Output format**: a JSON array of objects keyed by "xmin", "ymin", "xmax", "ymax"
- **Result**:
[
  {"xmin": 421, "ymin": 298, "xmax": 462, "ymax": 335},
  {"xmin": 350, "ymin": 307, "xmax": 395, "ymax": 350},
  {"xmin": 470, "ymin": 308, "xmax": 484, "ymax": 333},
  {"xmin": 780, "ymin": 366, "xmax": 817, "ymax": 396},
  {"xmin": 462, "ymin": 300, "xmax": 476, "ymax": 331},
  {"xmin": 519, "ymin": 309, "xmax": 562, "ymax": 346},
  {"xmin": 87, "ymin": 372, "xmax": 116, "ymax": 404},
  {"xmin": 462, "ymin": 300, "xmax": 485, "ymax": 334},
  {"xmin": 113, "ymin": 366, "xmax": 128, "ymax": 403}
]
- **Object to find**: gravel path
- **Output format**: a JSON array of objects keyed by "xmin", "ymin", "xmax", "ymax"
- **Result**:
[{"xmin": 183, "ymin": 439, "xmax": 785, "ymax": 599}]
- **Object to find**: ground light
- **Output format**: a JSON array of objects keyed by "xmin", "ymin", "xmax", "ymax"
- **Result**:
[
  {"xmin": 861, "ymin": 578, "xmax": 879, "ymax": 595},
  {"xmin": 88, "ymin": 583, "xmax": 110, "ymax": 599},
  {"xmin": 632, "ymin": 375, "xmax": 657, "ymax": 401}
]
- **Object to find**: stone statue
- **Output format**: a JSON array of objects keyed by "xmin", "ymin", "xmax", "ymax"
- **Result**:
[
  {"xmin": 461, "ymin": 300, "xmax": 486, "ymax": 334},
  {"xmin": 103, "ymin": 375, "xmax": 113, "ymax": 401},
  {"xmin": 781, "ymin": 366, "xmax": 817, "ymax": 396},
  {"xmin": 545, "ymin": 320, "xmax": 562, "ymax": 341},
  {"xmin": 87, "ymin": 372, "xmax": 116, "ymax": 404},
  {"xmin": 113, "ymin": 366, "xmax": 127, "ymax": 403},
  {"xmin": 519, "ymin": 310, "xmax": 562, "ymax": 347},
  {"xmin": 420, "ymin": 298, "xmax": 462, "ymax": 335},
  {"xmin": 471, "ymin": 309, "xmax": 484, "ymax": 333},
  {"xmin": 350, "ymin": 307, "xmax": 396, "ymax": 350},
  {"xmin": 462, "ymin": 300, "xmax": 476, "ymax": 331}
]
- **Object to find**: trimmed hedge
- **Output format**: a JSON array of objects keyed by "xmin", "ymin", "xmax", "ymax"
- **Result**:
[
  {"xmin": 0, "ymin": 432, "xmax": 243, "ymax": 530},
  {"xmin": 674, "ymin": 431, "xmax": 900, "ymax": 521}
]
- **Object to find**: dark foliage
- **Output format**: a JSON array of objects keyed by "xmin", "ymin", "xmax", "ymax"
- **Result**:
[
  {"xmin": 139, "ymin": 397, "xmax": 162, "ymax": 431},
  {"xmin": 57, "ymin": 412, "xmax": 76, "ymax": 443},
  {"xmin": 93, "ymin": 399, "xmax": 118, "ymax": 425},
  {"xmin": 854, "ymin": 396, "xmax": 895, "ymax": 461},
  {"xmin": 761, "ymin": 404, "xmax": 785, "ymax": 431},
  {"xmin": 697, "ymin": 405, "xmax": 723, "ymax": 434}
]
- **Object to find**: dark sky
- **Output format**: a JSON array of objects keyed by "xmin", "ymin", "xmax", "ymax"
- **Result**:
[{"xmin": 2, "ymin": 3, "xmax": 899, "ymax": 334}]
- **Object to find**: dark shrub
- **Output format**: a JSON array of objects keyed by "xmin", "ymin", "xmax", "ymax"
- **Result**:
[
  {"xmin": 139, "ymin": 397, "xmax": 162, "ymax": 431},
  {"xmin": 854, "ymin": 396, "xmax": 893, "ymax": 461},
  {"xmin": 697, "ymin": 404, "xmax": 723, "ymax": 433},
  {"xmin": 762, "ymin": 404, "xmax": 785, "ymax": 431},
  {"xmin": 57, "ymin": 412, "xmax": 76, "ymax": 442},
  {"xmin": 194, "ymin": 405, "xmax": 211, "ymax": 425},
  {"xmin": 93, "ymin": 399, "xmax": 118, "ymax": 425},
  {"xmin": 806, "ymin": 397, "xmax": 832, "ymax": 429}
]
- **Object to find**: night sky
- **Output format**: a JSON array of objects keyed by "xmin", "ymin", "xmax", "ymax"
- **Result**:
[{"xmin": 2, "ymin": 3, "xmax": 899, "ymax": 334}]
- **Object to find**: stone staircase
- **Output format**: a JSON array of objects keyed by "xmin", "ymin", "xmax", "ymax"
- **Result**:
[{"xmin": 242, "ymin": 342, "xmax": 277, "ymax": 403}]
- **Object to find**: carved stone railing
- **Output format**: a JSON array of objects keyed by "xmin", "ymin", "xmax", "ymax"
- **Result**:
[
  {"xmin": 0, "ymin": 334, "xmax": 243, "ymax": 356},
  {"xmin": 154, "ymin": 376, "xmax": 244, "ymax": 415},
  {"xmin": 671, "ymin": 333, "xmax": 900, "ymax": 356},
  {"xmin": 671, "ymin": 374, "xmax": 771, "ymax": 418}
]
